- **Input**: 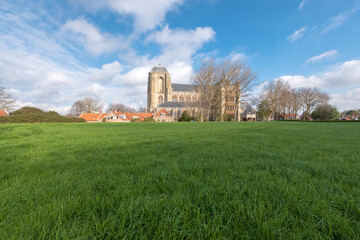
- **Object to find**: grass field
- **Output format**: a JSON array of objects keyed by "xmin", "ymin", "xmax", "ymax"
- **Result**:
[{"xmin": 0, "ymin": 122, "xmax": 359, "ymax": 239}]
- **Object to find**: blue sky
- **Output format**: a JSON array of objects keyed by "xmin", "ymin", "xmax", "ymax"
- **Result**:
[{"xmin": 1, "ymin": 0, "xmax": 359, "ymax": 113}]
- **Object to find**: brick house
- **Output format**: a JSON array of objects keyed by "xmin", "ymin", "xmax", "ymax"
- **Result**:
[{"xmin": 153, "ymin": 109, "xmax": 172, "ymax": 122}]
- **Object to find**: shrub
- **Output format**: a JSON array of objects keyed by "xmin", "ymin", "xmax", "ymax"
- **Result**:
[
  {"xmin": 179, "ymin": 111, "xmax": 195, "ymax": 122},
  {"xmin": 0, "ymin": 107, "xmax": 85, "ymax": 124}
]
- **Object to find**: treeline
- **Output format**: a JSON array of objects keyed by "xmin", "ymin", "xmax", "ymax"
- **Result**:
[
  {"xmin": 191, "ymin": 59, "xmax": 257, "ymax": 121},
  {"xmin": 257, "ymin": 79, "xmax": 335, "ymax": 120},
  {"xmin": 68, "ymin": 97, "xmax": 141, "ymax": 117},
  {"xmin": 0, "ymin": 107, "xmax": 85, "ymax": 123}
]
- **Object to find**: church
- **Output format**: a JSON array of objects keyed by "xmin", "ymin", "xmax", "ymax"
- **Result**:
[
  {"xmin": 147, "ymin": 65, "xmax": 257, "ymax": 121},
  {"xmin": 147, "ymin": 65, "xmax": 200, "ymax": 121}
]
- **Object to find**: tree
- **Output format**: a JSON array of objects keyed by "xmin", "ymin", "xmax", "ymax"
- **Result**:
[
  {"xmin": 302, "ymin": 87, "xmax": 329, "ymax": 116},
  {"xmin": 138, "ymin": 107, "xmax": 147, "ymax": 113},
  {"xmin": 68, "ymin": 98, "xmax": 103, "ymax": 117},
  {"xmin": 220, "ymin": 60, "xmax": 258, "ymax": 121},
  {"xmin": 263, "ymin": 79, "xmax": 291, "ymax": 120},
  {"xmin": 192, "ymin": 59, "xmax": 258, "ymax": 122},
  {"xmin": 0, "ymin": 84, "xmax": 16, "ymax": 111},
  {"xmin": 179, "ymin": 110, "xmax": 195, "ymax": 122},
  {"xmin": 69, "ymin": 100, "xmax": 86, "ymax": 117},
  {"xmin": 82, "ymin": 98, "xmax": 103, "ymax": 113},
  {"xmin": 192, "ymin": 59, "xmax": 219, "ymax": 121},
  {"xmin": 257, "ymin": 99, "xmax": 271, "ymax": 121},
  {"xmin": 107, "ymin": 103, "xmax": 136, "ymax": 113},
  {"xmin": 311, "ymin": 104, "xmax": 340, "ymax": 120}
]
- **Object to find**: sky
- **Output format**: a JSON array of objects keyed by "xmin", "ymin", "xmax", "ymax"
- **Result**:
[{"xmin": 0, "ymin": 0, "xmax": 360, "ymax": 114}]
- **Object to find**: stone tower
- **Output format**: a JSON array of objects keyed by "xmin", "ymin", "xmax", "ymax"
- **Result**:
[{"xmin": 147, "ymin": 65, "xmax": 172, "ymax": 112}]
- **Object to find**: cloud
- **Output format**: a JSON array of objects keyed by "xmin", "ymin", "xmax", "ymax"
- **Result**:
[
  {"xmin": 287, "ymin": 27, "xmax": 306, "ymax": 42},
  {"xmin": 275, "ymin": 60, "xmax": 360, "ymax": 111},
  {"xmin": 71, "ymin": 0, "xmax": 184, "ymax": 32},
  {"xmin": 62, "ymin": 18, "xmax": 128, "ymax": 55},
  {"xmin": 146, "ymin": 25, "xmax": 215, "ymax": 62},
  {"xmin": 305, "ymin": 50, "xmax": 337, "ymax": 64},
  {"xmin": 330, "ymin": 88, "xmax": 360, "ymax": 111},
  {"xmin": 299, "ymin": 0, "xmax": 307, "ymax": 10},
  {"xmin": 321, "ymin": 6, "xmax": 360, "ymax": 34},
  {"xmin": 229, "ymin": 52, "xmax": 247, "ymax": 62},
  {"xmin": 0, "ymin": 1, "xmax": 216, "ymax": 114}
]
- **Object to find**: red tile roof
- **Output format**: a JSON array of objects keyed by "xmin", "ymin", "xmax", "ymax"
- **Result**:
[
  {"xmin": 154, "ymin": 109, "xmax": 171, "ymax": 117},
  {"xmin": 0, "ymin": 110, "xmax": 9, "ymax": 117},
  {"xmin": 79, "ymin": 112, "xmax": 105, "ymax": 122}
]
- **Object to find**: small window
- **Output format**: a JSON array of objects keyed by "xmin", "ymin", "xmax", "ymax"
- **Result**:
[
  {"xmin": 161, "ymin": 113, "xmax": 165, "ymax": 117},
  {"xmin": 186, "ymin": 97, "xmax": 190, "ymax": 102}
]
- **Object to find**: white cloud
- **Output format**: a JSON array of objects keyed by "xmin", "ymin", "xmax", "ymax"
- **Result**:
[
  {"xmin": 71, "ymin": 0, "xmax": 184, "ymax": 32},
  {"xmin": 275, "ymin": 60, "xmax": 360, "ymax": 111},
  {"xmin": 287, "ymin": 27, "xmax": 306, "ymax": 42},
  {"xmin": 0, "ymin": 1, "xmax": 218, "ymax": 114},
  {"xmin": 321, "ymin": 15, "xmax": 346, "ymax": 34},
  {"xmin": 146, "ymin": 25, "xmax": 215, "ymax": 62},
  {"xmin": 299, "ymin": 0, "xmax": 307, "ymax": 10},
  {"xmin": 305, "ymin": 50, "xmax": 337, "ymax": 64},
  {"xmin": 62, "ymin": 18, "xmax": 127, "ymax": 55},
  {"xmin": 321, "ymin": 6, "xmax": 360, "ymax": 34},
  {"xmin": 229, "ymin": 51, "xmax": 247, "ymax": 62}
]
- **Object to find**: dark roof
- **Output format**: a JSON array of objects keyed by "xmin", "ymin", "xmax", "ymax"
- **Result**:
[
  {"xmin": 172, "ymin": 83, "xmax": 198, "ymax": 92},
  {"xmin": 158, "ymin": 101, "xmax": 198, "ymax": 108},
  {"xmin": 151, "ymin": 65, "xmax": 168, "ymax": 73}
]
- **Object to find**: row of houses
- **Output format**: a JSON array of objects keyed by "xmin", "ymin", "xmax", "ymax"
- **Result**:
[
  {"xmin": 79, "ymin": 109, "xmax": 173, "ymax": 123},
  {"xmin": 80, "ymin": 105, "xmax": 258, "ymax": 123}
]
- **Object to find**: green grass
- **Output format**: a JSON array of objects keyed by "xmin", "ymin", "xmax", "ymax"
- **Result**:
[{"xmin": 0, "ymin": 122, "xmax": 359, "ymax": 239}]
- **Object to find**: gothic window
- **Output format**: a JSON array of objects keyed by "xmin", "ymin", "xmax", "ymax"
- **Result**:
[
  {"xmin": 158, "ymin": 96, "xmax": 163, "ymax": 103},
  {"xmin": 172, "ymin": 95, "xmax": 177, "ymax": 101},
  {"xmin": 179, "ymin": 96, "xmax": 184, "ymax": 102},
  {"xmin": 158, "ymin": 77, "xmax": 164, "ymax": 93},
  {"xmin": 192, "ymin": 97, "xmax": 197, "ymax": 101},
  {"xmin": 186, "ymin": 96, "xmax": 190, "ymax": 102}
]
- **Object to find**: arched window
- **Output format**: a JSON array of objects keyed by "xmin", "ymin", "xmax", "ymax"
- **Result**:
[
  {"xmin": 158, "ymin": 96, "xmax": 163, "ymax": 103},
  {"xmin": 192, "ymin": 97, "xmax": 197, "ymax": 101},
  {"xmin": 186, "ymin": 96, "xmax": 190, "ymax": 102},
  {"xmin": 179, "ymin": 96, "xmax": 184, "ymax": 102},
  {"xmin": 172, "ymin": 95, "xmax": 177, "ymax": 101},
  {"xmin": 158, "ymin": 77, "xmax": 163, "ymax": 93}
]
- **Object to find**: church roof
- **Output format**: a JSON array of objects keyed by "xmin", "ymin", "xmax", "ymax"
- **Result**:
[
  {"xmin": 151, "ymin": 65, "xmax": 168, "ymax": 73},
  {"xmin": 158, "ymin": 101, "xmax": 198, "ymax": 108},
  {"xmin": 172, "ymin": 83, "xmax": 198, "ymax": 92}
]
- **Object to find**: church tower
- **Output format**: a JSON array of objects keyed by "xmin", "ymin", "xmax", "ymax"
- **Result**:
[{"xmin": 147, "ymin": 65, "xmax": 172, "ymax": 112}]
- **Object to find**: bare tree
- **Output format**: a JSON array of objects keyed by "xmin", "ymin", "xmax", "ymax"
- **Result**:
[
  {"xmin": 107, "ymin": 103, "xmax": 136, "ymax": 113},
  {"xmin": 192, "ymin": 59, "xmax": 219, "ymax": 121},
  {"xmin": 289, "ymin": 88, "xmax": 304, "ymax": 119},
  {"xmin": 0, "ymin": 84, "xmax": 16, "ymax": 111},
  {"xmin": 82, "ymin": 97, "xmax": 103, "ymax": 113},
  {"xmin": 263, "ymin": 79, "xmax": 291, "ymax": 120},
  {"xmin": 220, "ymin": 60, "xmax": 258, "ymax": 121},
  {"xmin": 301, "ymin": 87, "xmax": 330, "ymax": 116},
  {"xmin": 68, "ymin": 97, "xmax": 103, "ymax": 117},
  {"xmin": 69, "ymin": 100, "xmax": 86, "ymax": 117}
]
